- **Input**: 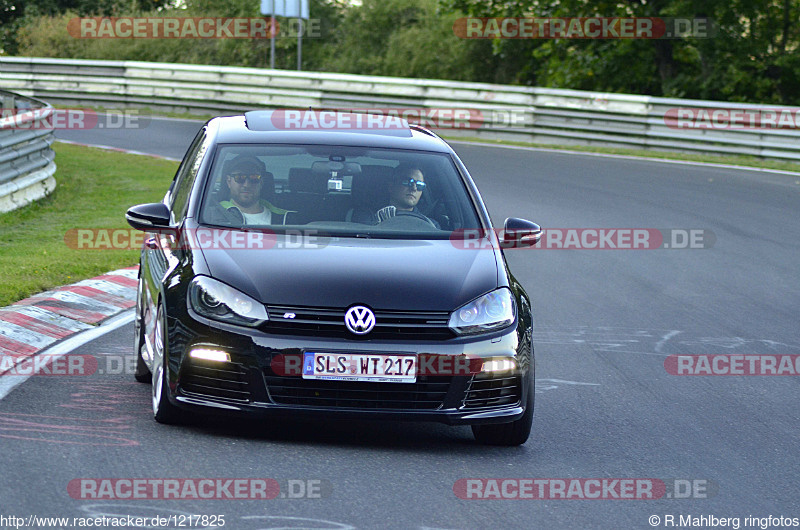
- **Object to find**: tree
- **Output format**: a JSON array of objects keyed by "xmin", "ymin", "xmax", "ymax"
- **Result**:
[
  {"xmin": 441, "ymin": 0, "xmax": 800, "ymax": 103},
  {"xmin": 2, "ymin": 0, "xmax": 175, "ymax": 54}
]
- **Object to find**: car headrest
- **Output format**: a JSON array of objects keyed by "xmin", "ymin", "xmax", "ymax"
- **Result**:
[
  {"xmin": 289, "ymin": 167, "xmax": 325, "ymax": 194},
  {"xmin": 260, "ymin": 171, "xmax": 275, "ymax": 201},
  {"xmin": 351, "ymin": 165, "xmax": 392, "ymax": 207}
]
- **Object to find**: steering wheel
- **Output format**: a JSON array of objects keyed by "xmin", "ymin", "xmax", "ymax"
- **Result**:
[
  {"xmin": 397, "ymin": 210, "xmax": 438, "ymax": 226},
  {"xmin": 426, "ymin": 198, "xmax": 452, "ymax": 230},
  {"xmin": 379, "ymin": 210, "xmax": 439, "ymax": 229}
]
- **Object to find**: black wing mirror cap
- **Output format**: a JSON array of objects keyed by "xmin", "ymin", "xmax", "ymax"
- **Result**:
[
  {"xmin": 126, "ymin": 203, "xmax": 171, "ymax": 232},
  {"xmin": 502, "ymin": 217, "xmax": 542, "ymax": 248}
]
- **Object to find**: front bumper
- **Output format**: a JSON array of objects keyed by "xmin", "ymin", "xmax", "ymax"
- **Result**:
[{"xmin": 166, "ymin": 315, "xmax": 532, "ymax": 426}]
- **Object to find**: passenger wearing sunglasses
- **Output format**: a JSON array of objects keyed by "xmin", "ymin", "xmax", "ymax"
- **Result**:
[
  {"xmin": 212, "ymin": 155, "xmax": 293, "ymax": 226},
  {"xmin": 375, "ymin": 166, "xmax": 439, "ymax": 228}
]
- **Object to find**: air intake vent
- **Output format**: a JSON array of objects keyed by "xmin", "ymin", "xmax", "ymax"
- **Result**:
[
  {"xmin": 462, "ymin": 373, "xmax": 521, "ymax": 409},
  {"xmin": 263, "ymin": 372, "xmax": 452, "ymax": 410},
  {"xmin": 181, "ymin": 359, "xmax": 251, "ymax": 403}
]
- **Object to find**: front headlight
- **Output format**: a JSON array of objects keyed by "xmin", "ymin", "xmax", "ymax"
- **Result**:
[
  {"xmin": 448, "ymin": 288, "xmax": 516, "ymax": 335},
  {"xmin": 188, "ymin": 276, "xmax": 268, "ymax": 327}
]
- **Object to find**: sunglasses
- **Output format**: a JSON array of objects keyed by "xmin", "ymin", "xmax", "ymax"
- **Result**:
[
  {"xmin": 395, "ymin": 178, "xmax": 426, "ymax": 191},
  {"xmin": 229, "ymin": 173, "xmax": 263, "ymax": 184}
]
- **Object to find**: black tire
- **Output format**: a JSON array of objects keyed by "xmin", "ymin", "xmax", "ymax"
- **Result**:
[
  {"xmin": 151, "ymin": 304, "xmax": 181, "ymax": 424},
  {"xmin": 133, "ymin": 273, "xmax": 152, "ymax": 384},
  {"xmin": 472, "ymin": 378, "xmax": 534, "ymax": 446}
]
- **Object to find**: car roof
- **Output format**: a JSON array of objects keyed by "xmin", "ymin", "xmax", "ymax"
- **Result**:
[{"xmin": 206, "ymin": 112, "xmax": 454, "ymax": 153}]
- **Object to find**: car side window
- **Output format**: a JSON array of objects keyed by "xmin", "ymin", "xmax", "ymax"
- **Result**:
[{"xmin": 170, "ymin": 129, "xmax": 209, "ymax": 222}]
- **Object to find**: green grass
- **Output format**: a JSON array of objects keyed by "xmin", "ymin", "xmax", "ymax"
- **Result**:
[
  {"xmin": 0, "ymin": 142, "xmax": 179, "ymax": 307},
  {"xmin": 442, "ymin": 135, "xmax": 800, "ymax": 174}
]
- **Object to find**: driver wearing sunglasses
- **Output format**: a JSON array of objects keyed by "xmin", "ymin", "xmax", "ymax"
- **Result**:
[
  {"xmin": 213, "ymin": 155, "xmax": 293, "ymax": 225},
  {"xmin": 375, "ymin": 165, "xmax": 439, "ymax": 228}
]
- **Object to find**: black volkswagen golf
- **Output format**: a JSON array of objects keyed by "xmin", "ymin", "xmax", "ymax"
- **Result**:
[{"xmin": 126, "ymin": 111, "xmax": 541, "ymax": 445}]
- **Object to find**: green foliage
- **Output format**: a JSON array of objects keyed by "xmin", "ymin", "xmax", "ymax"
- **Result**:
[
  {"xmin": 13, "ymin": 0, "xmax": 488, "ymax": 79},
  {"xmin": 443, "ymin": 0, "xmax": 800, "ymax": 103},
  {"xmin": 1, "ymin": 0, "xmax": 174, "ymax": 53},
  {"xmin": 9, "ymin": 0, "xmax": 800, "ymax": 103},
  {"xmin": 14, "ymin": 0, "xmax": 346, "ymax": 69},
  {"xmin": 318, "ymin": 0, "xmax": 492, "ymax": 80}
]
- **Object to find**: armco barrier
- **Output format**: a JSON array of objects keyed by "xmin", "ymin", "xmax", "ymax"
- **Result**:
[
  {"xmin": 1, "ymin": 56, "xmax": 799, "ymax": 162},
  {"xmin": 0, "ymin": 89, "xmax": 57, "ymax": 213}
]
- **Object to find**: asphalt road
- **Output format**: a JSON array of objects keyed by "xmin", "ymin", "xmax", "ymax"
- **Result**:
[{"xmin": 0, "ymin": 119, "xmax": 797, "ymax": 529}]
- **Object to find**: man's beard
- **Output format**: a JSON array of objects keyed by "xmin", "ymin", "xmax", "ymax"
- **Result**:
[{"xmin": 235, "ymin": 192, "xmax": 258, "ymax": 208}]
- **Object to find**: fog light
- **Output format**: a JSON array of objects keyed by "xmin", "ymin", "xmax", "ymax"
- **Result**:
[
  {"xmin": 481, "ymin": 358, "xmax": 516, "ymax": 373},
  {"xmin": 189, "ymin": 348, "xmax": 230, "ymax": 363}
]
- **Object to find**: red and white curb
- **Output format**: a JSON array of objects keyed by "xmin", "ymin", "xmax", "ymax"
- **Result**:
[{"xmin": 0, "ymin": 266, "xmax": 139, "ymax": 375}]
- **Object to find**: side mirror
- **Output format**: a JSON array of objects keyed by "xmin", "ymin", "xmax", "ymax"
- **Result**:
[
  {"xmin": 501, "ymin": 218, "xmax": 542, "ymax": 248},
  {"xmin": 126, "ymin": 203, "xmax": 171, "ymax": 231}
]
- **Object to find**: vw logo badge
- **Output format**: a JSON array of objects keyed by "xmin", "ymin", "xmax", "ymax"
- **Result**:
[{"xmin": 344, "ymin": 305, "xmax": 375, "ymax": 335}]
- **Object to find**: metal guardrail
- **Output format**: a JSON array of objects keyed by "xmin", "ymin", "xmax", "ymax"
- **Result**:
[
  {"xmin": 0, "ymin": 89, "xmax": 57, "ymax": 213},
  {"xmin": 1, "ymin": 56, "xmax": 798, "ymax": 162}
]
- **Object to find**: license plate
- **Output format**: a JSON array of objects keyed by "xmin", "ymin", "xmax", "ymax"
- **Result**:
[{"xmin": 302, "ymin": 352, "xmax": 417, "ymax": 383}]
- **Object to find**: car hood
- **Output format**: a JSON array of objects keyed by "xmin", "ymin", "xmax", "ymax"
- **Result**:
[{"xmin": 199, "ymin": 236, "xmax": 499, "ymax": 311}]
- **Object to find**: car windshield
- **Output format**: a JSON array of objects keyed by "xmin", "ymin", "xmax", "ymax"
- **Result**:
[{"xmin": 198, "ymin": 144, "xmax": 482, "ymax": 238}]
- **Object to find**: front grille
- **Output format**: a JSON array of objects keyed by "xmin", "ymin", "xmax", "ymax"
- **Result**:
[
  {"xmin": 266, "ymin": 305, "xmax": 454, "ymax": 340},
  {"xmin": 462, "ymin": 373, "xmax": 521, "ymax": 409},
  {"xmin": 181, "ymin": 359, "xmax": 251, "ymax": 403},
  {"xmin": 263, "ymin": 373, "xmax": 452, "ymax": 410}
]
